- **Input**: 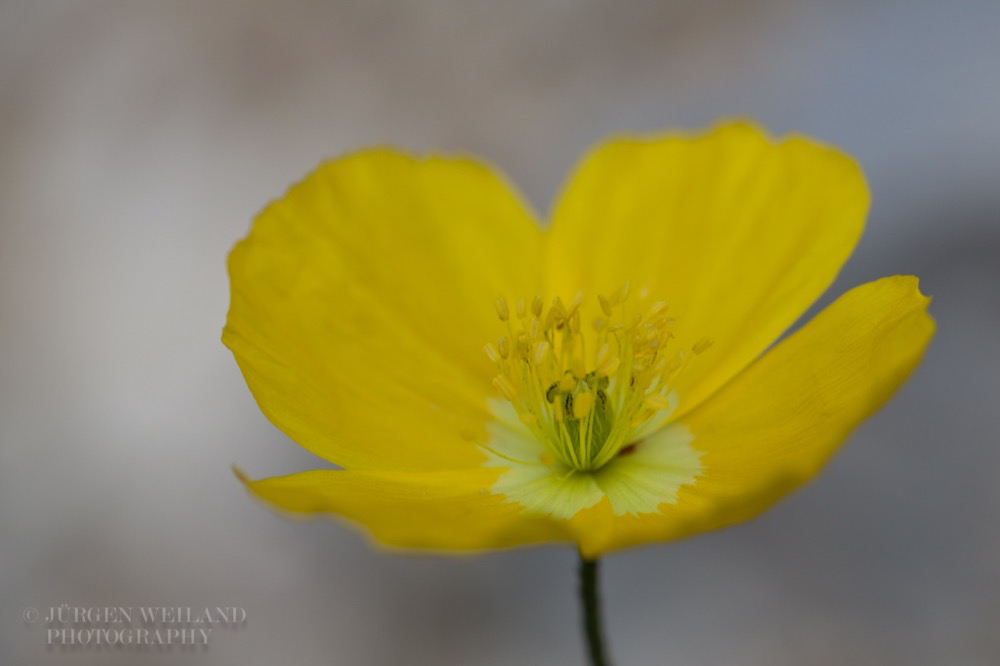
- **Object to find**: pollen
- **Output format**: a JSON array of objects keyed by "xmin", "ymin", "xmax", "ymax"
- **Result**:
[{"xmin": 484, "ymin": 285, "xmax": 706, "ymax": 472}]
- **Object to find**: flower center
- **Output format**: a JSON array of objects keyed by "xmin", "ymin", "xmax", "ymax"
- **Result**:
[{"xmin": 485, "ymin": 284, "xmax": 711, "ymax": 472}]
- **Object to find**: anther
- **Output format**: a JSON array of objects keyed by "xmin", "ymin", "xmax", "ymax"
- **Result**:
[
  {"xmin": 515, "ymin": 333, "xmax": 531, "ymax": 358},
  {"xmin": 617, "ymin": 281, "xmax": 631, "ymax": 303},
  {"xmin": 692, "ymin": 337, "xmax": 714, "ymax": 354},
  {"xmin": 484, "ymin": 342, "xmax": 500, "ymax": 363},
  {"xmin": 551, "ymin": 297, "xmax": 567, "ymax": 320},
  {"xmin": 567, "ymin": 292, "xmax": 584, "ymax": 318},
  {"xmin": 569, "ymin": 310, "xmax": 582, "ymax": 334},
  {"xmin": 648, "ymin": 301, "xmax": 669, "ymax": 318},
  {"xmin": 531, "ymin": 295, "xmax": 544, "ymax": 317},
  {"xmin": 544, "ymin": 308, "xmax": 559, "ymax": 331},
  {"xmin": 495, "ymin": 296, "xmax": 509, "ymax": 321},
  {"xmin": 598, "ymin": 294, "xmax": 613, "ymax": 317}
]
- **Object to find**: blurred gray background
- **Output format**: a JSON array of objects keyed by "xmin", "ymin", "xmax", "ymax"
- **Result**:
[{"xmin": 2, "ymin": 1, "xmax": 998, "ymax": 664}]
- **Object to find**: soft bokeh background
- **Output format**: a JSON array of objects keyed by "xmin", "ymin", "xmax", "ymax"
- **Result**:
[{"xmin": 2, "ymin": 1, "xmax": 998, "ymax": 664}]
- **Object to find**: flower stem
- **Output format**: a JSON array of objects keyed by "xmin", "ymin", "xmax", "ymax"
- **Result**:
[{"xmin": 579, "ymin": 553, "xmax": 612, "ymax": 666}]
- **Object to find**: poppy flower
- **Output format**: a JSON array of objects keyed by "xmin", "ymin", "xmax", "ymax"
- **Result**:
[{"xmin": 224, "ymin": 121, "xmax": 933, "ymax": 558}]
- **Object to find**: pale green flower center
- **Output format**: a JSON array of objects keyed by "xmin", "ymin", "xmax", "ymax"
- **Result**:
[{"xmin": 482, "ymin": 399, "xmax": 701, "ymax": 519}]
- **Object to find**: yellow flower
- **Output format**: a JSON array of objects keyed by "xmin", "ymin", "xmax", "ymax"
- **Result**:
[{"xmin": 224, "ymin": 121, "xmax": 934, "ymax": 558}]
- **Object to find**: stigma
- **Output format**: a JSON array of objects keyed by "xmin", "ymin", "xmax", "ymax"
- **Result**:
[{"xmin": 484, "ymin": 284, "xmax": 711, "ymax": 473}]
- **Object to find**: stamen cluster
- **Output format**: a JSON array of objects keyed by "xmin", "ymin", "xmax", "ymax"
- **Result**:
[{"xmin": 485, "ymin": 284, "xmax": 711, "ymax": 472}]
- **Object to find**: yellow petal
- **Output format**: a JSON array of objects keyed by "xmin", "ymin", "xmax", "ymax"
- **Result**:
[
  {"xmin": 238, "ymin": 467, "xmax": 568, "ymax": 552},
  {"xmin": 546, "ymin": 121, "xmax": 869, "ymax": 418},
  {"xmin": 567, "ymin": 275, "xmax": 934, "ymax": 556},
  {"xmin": 224, "ymin": 150, "xmax": 542, "ymax": 470}
]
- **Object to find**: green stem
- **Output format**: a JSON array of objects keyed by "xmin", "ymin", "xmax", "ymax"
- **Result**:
[{"xmin": 579, "ymin": 554, "xmax": 612, "ymax": 666}]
